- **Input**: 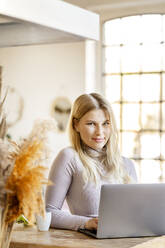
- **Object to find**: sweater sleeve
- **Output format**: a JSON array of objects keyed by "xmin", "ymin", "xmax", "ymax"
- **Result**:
[{"xmin": 45, "ymin": 148, "xmax": 90, "ymax": 230}]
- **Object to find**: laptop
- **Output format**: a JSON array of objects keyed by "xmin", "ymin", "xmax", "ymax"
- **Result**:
[{"xmin": 79, "ymin": 183, "xmax": 165, "ymax": 239}]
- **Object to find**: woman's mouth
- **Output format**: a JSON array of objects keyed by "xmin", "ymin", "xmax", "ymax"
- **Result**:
[{"xmin": 92, "ymin": 138, "xmax": 104, "ymax": 143}]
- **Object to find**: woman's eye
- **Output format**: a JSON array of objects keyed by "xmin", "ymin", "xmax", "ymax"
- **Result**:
[
  {"xmin": 103, "ymin": 121, "xmax": 110, "ymax": 126},
  {"xmin": 86, "ymin": 122, "xmax": 94, "ymax": 126}
]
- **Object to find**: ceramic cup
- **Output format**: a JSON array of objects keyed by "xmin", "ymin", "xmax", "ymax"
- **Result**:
[{"xmin": 36, "ymin": 211, "xmax": 52, "ymax": 231}]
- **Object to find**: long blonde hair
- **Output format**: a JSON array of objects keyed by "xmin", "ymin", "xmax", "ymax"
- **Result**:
[{"xmin": 68, "ymin": 93, "xmax": 133, "ymax": 185}]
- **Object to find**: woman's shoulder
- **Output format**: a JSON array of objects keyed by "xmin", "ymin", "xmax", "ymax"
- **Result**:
[
  {"xmin": 50, "ymin": 147, "xmax": 78, "ymax": 174},
  {"xmin": 56, "ymin": 146, "xmax": 79, "ymax": 163},
  {"xmin": 58, "ymin": 146, "xmax": 77, "ymax": 157},
  {"xmin": 122, "ymin": 156, "xmax": 135, "ymax": 173},
  {"xmin": 122, "ymin": 156, "xmax": 133, "ymax": 166},
  {"xmin": 122, "ymin": 156, "xmax": 137, "ymax": 182},
  {"xmin": 56, "ymin": 147, "xmax": 83, "ymax": 171}
]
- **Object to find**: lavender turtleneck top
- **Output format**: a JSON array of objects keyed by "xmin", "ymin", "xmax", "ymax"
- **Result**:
[{"xmin": 45, "ymin": 147, "xmax": 137, "ymax": 231}]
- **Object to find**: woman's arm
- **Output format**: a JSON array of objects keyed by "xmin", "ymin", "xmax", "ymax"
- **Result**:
[{"xmin": 45, "ymin": 148, "xmax": 90, "ymax": 230}]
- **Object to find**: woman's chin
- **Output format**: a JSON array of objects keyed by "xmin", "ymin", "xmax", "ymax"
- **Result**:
[{"xmin": 90, "ymin": 143, "xmax": 105, "ymax": 151}]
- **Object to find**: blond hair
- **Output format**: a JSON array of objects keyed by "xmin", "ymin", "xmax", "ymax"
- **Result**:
[{"xmin": 68, "ymin": 93, "xmax": 133, "ymax": 185}]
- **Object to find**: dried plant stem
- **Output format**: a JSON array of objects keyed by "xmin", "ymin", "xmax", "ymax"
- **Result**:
[
  {"xmin": 0, "ymin": 201, "xmax": 14, "ymax": 248},
  {"xmin": 1, "ymin": 221, "xmax": 14, "ymax": 248},
  {"xmin": 0, "ymin": 206, "xmax": 2, "ymax": 232},
  {"xmin": 0, "ymin": 221, "xmax": 14, "ymax": 248}
]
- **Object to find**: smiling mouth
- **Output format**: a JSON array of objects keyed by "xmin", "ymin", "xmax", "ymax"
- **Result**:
[{"xmin": 93, "ymin": 138, "xmax": 104, "ymax": 142}]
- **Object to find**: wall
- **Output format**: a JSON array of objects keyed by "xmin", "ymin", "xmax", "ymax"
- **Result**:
[{"xmin": 0, "ymin": 41, "xmax": 85, "ymax": 159}]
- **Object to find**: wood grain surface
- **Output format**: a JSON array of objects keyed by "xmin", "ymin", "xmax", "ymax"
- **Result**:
[{"xmin": 9, "ymin": 224, "xmax": 165, "ymax": 248}]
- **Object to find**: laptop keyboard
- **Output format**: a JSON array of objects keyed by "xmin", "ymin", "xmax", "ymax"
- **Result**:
[
  {"xmin": 86, "ymin": 229, "xmax": 97, "ymax": 235},
  {"xmin": 79, "ymin": 228, "xmax": 97, "ymax": 237}
]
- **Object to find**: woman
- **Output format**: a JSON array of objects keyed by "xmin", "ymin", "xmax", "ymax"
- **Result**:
[{"xmin": 45, "ymin": 93, "xmax": 137, "ymax": 231}]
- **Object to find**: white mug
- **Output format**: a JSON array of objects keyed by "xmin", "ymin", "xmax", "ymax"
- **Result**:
[{"xmin": 36, "ymin": 211, "xmax": 52, "ymax": 231}]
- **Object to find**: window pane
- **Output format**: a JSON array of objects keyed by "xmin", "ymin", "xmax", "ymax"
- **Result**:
[
  {"xmin": 122, "ymin": 104, "xmax": 140, "ymax": 130},
  {"xmin": 105, "ymin": 75, "xmax": 121, "ymax": 102},
  {"xmin": 133, "ymin": 160, "xmax": 140, "ymax": 181},
  {"xmin": 122, "ymin": 75, "xmax": 140, "ymax": 101},
  {"xmin": 111, "ymin": 103, "xmax": 120, "ymax": 129},
  {"xmin": 104, "ymin": 46, "xmax": 121, "ymax": 73},
  {"xmin": 140, "ymin": 74, "xmax": 160, "ymax": 101},
  {"xmin": 120, "ymin": 16, "xmax": 142, "ymax": 44},
  {"xmin": 122, "ymin": 132, "xmax": 139, "ymax": 157},
  {"xmin": 162, "ymin": 161, "xmax": 165, "ymax": 180},
  {"xmin": 141, "ymin": 15, "xmax": 162, "ymax": 43},
  {"xmin": 161, "ymin": 133, "xmax": 165, "ymax": 159},
  {"xmin": 141, "ymin": 160, "xmax": 161, "ymax": 183},
  {"xmin": 104, "ymin": 18, "xmax": 122, "ymax": 45},
  {"xmin": 163, "ymin": 45, "xmax": 165, "ymax": 70},
  {"xmin": 163, "ymin": 73, "xmax": 165, "ymax": 100},
  {"xmin": 121, "ymin": 45, "xmax": 141, "ymax": 72},
  {"xmin": 104, "ymin": 14, "xmax": 164, "ymax": 183},
  {"xmin": 163, "ymin": 103, "xmax": 165, "ymax": 130},
  {"xmin": 141, "ymin": 103, "xmax": 160, "ymax": 130},
  {"xmin": 141, "ymin": 44, "xmax": 162, "ymax": 72},
  {"xmin": 141, "ymin": 133, "xmax": 160, "ymax": 158}
]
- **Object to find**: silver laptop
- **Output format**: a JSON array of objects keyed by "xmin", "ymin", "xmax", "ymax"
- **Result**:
[{"xmin": 79, "ymin": 183, "xmax": 165, "ymax": 239}]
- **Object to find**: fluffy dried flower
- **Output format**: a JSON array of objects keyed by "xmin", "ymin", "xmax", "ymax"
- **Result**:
[
  {"xmin": 5, "ymin": 139, "xmax": 49, "ymax": 224},
  {"xmin": 29, "ymin": 118, "xmax": 57, "ymax": 142},
  {"xmin": 4, "ymin": 119, "xmax": 56, "ymax": 224}
]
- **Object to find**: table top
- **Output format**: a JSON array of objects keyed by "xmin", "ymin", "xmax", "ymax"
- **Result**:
[{"xmin": 10, "ymin": 224, "xmax": 165, "ymax": 248}]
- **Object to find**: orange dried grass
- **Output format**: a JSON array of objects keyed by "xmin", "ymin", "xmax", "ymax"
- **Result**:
[{"xmin": 5, "ymin": 139, "xmax": 49, "ymax": 224}]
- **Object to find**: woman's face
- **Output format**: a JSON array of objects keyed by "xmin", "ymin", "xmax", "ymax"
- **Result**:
[{"xmin": 75, "ymin": 108, "xmax": 111, "ymax": 151}]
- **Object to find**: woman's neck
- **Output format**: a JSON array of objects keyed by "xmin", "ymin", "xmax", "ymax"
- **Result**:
[{"xmin": 81, "ymin": 142, "xmax": 106, "ymax": 159}]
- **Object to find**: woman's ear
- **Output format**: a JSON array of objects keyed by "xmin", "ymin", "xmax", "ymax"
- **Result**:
[{"xmin": 73, "ymin": 118, "xmax": 79, "ymax": 132}]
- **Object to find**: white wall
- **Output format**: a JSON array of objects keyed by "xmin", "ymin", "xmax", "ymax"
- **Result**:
[{"xmin": 0, "ymin": 42, "xmax": 85, "ymax": 143}]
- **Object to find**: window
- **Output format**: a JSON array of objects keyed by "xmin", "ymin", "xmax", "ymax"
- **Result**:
[{"xmin": 103, "ymin": 14, "xmax": 165, "ymax": 183}]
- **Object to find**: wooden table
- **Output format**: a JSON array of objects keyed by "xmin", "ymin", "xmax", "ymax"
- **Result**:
[{"xmin": 10, "ymin": 224, "xmax": 165, "ymax": 248}]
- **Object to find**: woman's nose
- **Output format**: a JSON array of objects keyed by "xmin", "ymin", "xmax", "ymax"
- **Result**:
[{"xmin": 95, "ymin": 125, "xmax": 103, "ymax": 135}]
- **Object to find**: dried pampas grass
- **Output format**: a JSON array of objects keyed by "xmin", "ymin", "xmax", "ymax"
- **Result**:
[
  {"xmin": 6, "ymin": 139, "xmax": 49, "ymax": 224},
  {"xmin": 0, "ymin": 118, "xmax": 56, "ymax": 248},
  {"xmin": 2, "ymin": 119, "xmax": 56, "ymax": 225}
]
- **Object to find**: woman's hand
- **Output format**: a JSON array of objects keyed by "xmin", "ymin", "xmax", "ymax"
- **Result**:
[{"xmin": 85, "ymin": 218, "xmax": 98, "ymax": 230}]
